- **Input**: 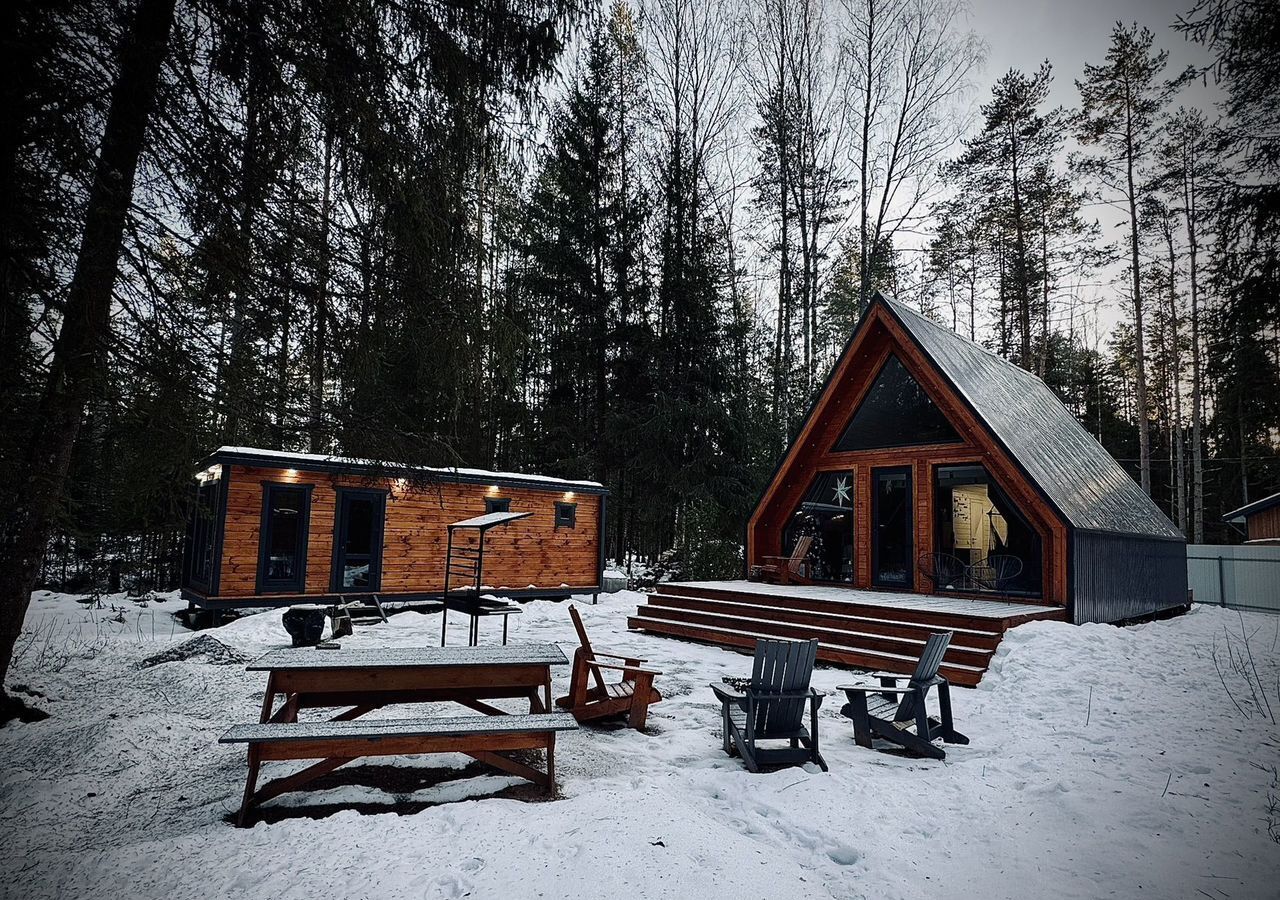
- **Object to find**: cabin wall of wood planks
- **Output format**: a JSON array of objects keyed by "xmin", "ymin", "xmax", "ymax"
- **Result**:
[
  {"xmin": 748, "ymin": 311, "xmax": 1070, "ymax": 606},
  {"xmin": 1246, "ymin": 506, "xmax": 1280, "ymax": 543},
  {"xmin": 214, "ymin": 464, "xmax": 602, "ymax": 599}
]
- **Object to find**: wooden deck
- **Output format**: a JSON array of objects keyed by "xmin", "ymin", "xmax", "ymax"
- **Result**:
[{"xmin": 628, "ymin": 580, "xmax": 1067, "ymax": 687}]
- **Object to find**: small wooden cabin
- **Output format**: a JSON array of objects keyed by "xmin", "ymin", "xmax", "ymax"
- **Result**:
[
  {"xmin": 743, "ymin": 292, "xmax": 1187, "ymax": 624},
  {"xmin": 1223, "ymin": 491, "xmax": 1280, "ymax": 545},
  {"xmin": 180, "ymin": 447, "xmax": 606, "ymax": 608}
]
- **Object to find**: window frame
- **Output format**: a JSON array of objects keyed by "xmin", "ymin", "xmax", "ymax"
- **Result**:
[
  {"xmin": 871, "ymin": 466, "xmax": 914, "ymax": 589},
  {"xmin": 555, "ymin": 501, "xmax": 577, "ymax": 529},
  {"xmin": 931, "ymin": 462, "xmax": 1043, "ymax": 598},
  {"xmin": 184, "ymin": 478, "xmax": 221, "ymax": 592},
  {"xmin": 256, "ymin": 482, "xmax": 313, "ymax": 595},
  {"xmin": 782, "ymin": 469, "xmax": 855, "ymax": 584},
  {"xmin": 330, "ymin": 487, "xmax": 388, "ymax": 593},
  {"xmin": 833, "ymin": 352, "xmax": 962, "ymax": 452},
  {"xmin": 485, "ymin": 497, "xmax": 512, "ymax": 514}
]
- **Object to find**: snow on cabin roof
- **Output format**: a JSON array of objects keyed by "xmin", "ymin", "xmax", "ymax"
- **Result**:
[
  {"xmin": 877, "ymin": 295, "xmax": 1184, "ymax": 540},
  {"xmin": 205, "ymin": 446, "xmax": 605, "ymax": 492}
]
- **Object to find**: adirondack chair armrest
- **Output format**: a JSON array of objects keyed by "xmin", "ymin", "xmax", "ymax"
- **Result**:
[
  {"xmin": 588, "ymin": 659, "xmax": 662, "ymax": 676},
  {"xmin": 754, "ymin": 687, "xmax": 825, "ymax": 711},
  {"xmin": 710, "ymin": 683, "xmax": 745, "ymax": 705},
  {"xmin": 837, "ymin": 682, "xmax": 916, "ymax": 695},
  {"xmin": 589, "ymin": 650, "xmax": 648, "ymax": 665}
]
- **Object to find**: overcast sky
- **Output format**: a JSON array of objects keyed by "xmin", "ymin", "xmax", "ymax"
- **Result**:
[
  {"xmin": 958, "ymin": 0, "xmax": 1222, "ymax": 344},
  {"xmin": 969, "ymin": 0, "xmax": 1218, "ymax": 103}
]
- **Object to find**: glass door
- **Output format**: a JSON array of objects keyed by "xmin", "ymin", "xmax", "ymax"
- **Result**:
[
  {"xmin": 872, "ymin": 467, "xmax": 913, "ymax": 588},
  {"xmin": 332, "ymin": 489, "xmax": 386, "ymax": 592}
]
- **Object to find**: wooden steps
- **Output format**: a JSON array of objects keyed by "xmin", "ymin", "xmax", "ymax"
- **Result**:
[{"xmin": 628, "ymin": 581, "xmax": 1067, "ymax": 687}]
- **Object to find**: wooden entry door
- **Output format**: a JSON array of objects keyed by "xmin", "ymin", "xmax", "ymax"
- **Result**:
[{"xmin": 872, "ymin": 467, "xmax": 913, "ymax": 589}]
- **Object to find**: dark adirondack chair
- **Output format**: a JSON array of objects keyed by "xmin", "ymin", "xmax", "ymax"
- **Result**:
[
  {"xmin": 837, "ymin": 631, "xmax": 969, "ymax": 760},
  {"xmin": 710, "ymin": 638, "xmax": 827, "ymax": 772},
  {"xmin": 555, "ymin": 605, "xmax": 663, "ymax": 730}
]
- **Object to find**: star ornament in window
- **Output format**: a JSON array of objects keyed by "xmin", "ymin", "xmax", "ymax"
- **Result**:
[{"xmin": 832, "ymin": 475, "xmax": 851, "ymax": 506}]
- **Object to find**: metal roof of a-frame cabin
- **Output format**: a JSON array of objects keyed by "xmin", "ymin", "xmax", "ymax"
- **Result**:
[{"xmin": 878, "ymin": 295, "xmax": 1184, "ymax": 540}]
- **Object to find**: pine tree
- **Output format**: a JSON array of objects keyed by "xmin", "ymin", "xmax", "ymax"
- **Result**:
[{"xmin": 1073, "ymin": 23, "xmax": 1192, "ymax": 496}]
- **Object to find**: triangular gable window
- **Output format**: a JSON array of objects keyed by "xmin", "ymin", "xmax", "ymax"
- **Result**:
[{"xmin": 832, "ymin": 353, "xmax": 961, "ymax": 451}]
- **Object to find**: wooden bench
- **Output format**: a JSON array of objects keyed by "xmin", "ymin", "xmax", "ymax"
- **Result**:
[{"xmin": 221, "ymin": 713, "xmax": 577, "ymax": 826}]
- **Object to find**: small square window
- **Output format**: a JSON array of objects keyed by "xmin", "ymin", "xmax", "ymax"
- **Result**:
[
  {"xmin": 555, "ymin": 502, "xmax": 576, "ymax": 528},
  {"xmin": 485, "ymin": 497, "xmax": 511, "ymax": 514}
]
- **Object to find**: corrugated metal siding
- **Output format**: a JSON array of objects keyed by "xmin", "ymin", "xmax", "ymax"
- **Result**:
[
  {"xmin": 1072, "ymin": 532, "xmax": 1188, "ymax": 623},
  {"xmin": 882, "ymin": 297, "xmax": 1184, "ymax": 540}
]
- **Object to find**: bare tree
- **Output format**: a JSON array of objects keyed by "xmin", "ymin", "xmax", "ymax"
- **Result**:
[
  {"xmin": 839, "ymin": 0, "xmax": 983, "ymax": 310},
  {"xmin": 1160, "ymin": 107, "xmax": 1214, "ymax": 541}
]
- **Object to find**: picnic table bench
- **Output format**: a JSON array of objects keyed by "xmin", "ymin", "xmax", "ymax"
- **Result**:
[{"xmin": 224, "ymin": 643, "xmax": 573, "ymax": 825}]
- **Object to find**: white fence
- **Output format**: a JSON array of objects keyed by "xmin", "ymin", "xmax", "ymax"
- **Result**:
[{"xmin": 1187, "ymin": 544, "xmax": 1280, "ymax": 614}]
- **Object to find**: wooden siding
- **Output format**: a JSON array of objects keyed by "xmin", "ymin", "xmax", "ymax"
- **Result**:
[
  {"xmin": 747, "ymin": 309, "xmax": 1070, "ymax": 606},
  {"xmin": 215, "ymin": 465, "xmax": 601, "ymax": 599},
  {"xmin": 1247, "ymin": 506, "xmax": 1280, "ymax": 542}
]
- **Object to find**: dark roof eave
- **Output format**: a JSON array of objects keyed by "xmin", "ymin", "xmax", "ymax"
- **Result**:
[
  {"xmin": 1221, "ymin": 490, "xmax": 1280, "ymax": 523},
  {"xmin": 196, "ymin": 447, "xmax": 609, "ymax": 495}
]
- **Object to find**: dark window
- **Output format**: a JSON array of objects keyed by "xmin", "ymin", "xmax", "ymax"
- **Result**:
[
  {"xmin": 934, "ymin": 464, "xmax": 1042, "ymax": 597},
  {"xmin": 872, "ymin": 467, "xmax": 914, "ymax": 587},
  {"xmin": 485, "ymin": 497, "xmax": 511, "ymax": 514},
  {"xmin": 185, "ymin": 479, "xmax": 220, "ymax": 590},
  {"xmin": 258, "ymin": 484, "xmax": 310, "ymax": 593},
  {"xmin": 333, "ymin": 490, "xmax": 385, "ymax": 592},
  {"xmin": 833, "ymin": 353, "xmax": 960, "ymax": 451},
  {"xmin": 555, "ymin": 502, "xmax": 577, "ymax": 528},
  {"xmin": 782, "ymin": 471, "xmax": 855, "ymax": 583}
]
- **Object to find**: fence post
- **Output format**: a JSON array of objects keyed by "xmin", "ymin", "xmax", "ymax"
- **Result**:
[{"xmin": 1217, "ymin": 555, "xmax": 1227, "ymax": 608}]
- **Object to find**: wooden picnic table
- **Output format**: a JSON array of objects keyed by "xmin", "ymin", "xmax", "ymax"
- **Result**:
[
  {"xmin": 225, "ymin": 642, "xmax": 574, "ymax": 824},
  {"xmin": 250, "ymin": 642, "xmax": 568, "ymax": 723}
]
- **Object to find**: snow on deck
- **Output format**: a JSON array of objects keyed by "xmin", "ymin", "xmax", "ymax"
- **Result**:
[
  {"xmin": 668, "ymin": 579, "xmax": 1062, "ymax": 619},
  {"xmin": 2, "ymin": 589, "xmax": 1277, "ymax": 899}
]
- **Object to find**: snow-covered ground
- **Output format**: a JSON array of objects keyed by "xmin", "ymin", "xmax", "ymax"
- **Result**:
[{"xmin": 2, "ymin": 590, "xmax": 1278, "ymax": 900}]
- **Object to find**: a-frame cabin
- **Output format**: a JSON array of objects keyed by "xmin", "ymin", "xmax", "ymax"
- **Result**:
[{"xmin": 631, "ymin": 293, "xmax": 1187, "ymax": 685}]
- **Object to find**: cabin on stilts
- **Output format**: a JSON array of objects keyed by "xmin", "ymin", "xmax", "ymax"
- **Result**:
[
  {"xmin": 631, "ymin": 292, "xmax": 1188, "ymax": 686},
  {"xmin": 181, "ymin": 447, "xmax": 606, "ymax": 610}
]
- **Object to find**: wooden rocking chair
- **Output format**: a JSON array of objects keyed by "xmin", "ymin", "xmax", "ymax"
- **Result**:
[
  {"xmin": 751, "ymin": 534, "xmax": 814, "ymax": 585},
  {"xmin": 836, "ymin": 631, "xmax": 969, "ymax": 760},
  {"xmin": 555, "ymin": 605, "xmax": 663, "ymax": 730}
]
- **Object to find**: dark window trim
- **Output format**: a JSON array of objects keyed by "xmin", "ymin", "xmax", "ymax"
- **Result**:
[
  {"xmin": 871, "ymin": 466, "xmax": 914, "ymax": 590},
  {"xmin": 485, "ymin": 496, "xmax": 512, "ymax": 514},
  {"xmin": 330, "ymin": 487, "xmax": 387, "ymax": 593},
  {"xmin": 555, "ymin": 501, "xmax": 577, "ymax": 529},
  {"xmin": 256, "ymin": 482, "xmax": 313, "ymax": 595},
  {"xmin": 184, "ymin": 478, "xmax": 221, "ymax": 592}
]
